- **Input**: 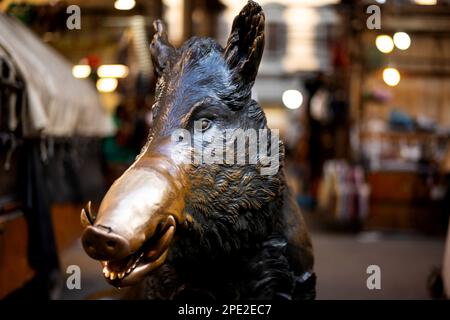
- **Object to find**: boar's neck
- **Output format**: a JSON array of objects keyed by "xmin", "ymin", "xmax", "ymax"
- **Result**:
[{"xmin": 139, "ymin": 169, "xmax": 314, "ymax": 299}]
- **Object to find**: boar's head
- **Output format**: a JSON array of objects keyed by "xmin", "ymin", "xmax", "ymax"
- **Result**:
[{"xmin": 81, "ymin": 1, "xmax": 285, "ymax": 288}]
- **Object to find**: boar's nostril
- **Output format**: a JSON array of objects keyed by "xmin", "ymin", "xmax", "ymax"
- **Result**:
[
  {"xmin": 81, "ymin": 225, "xmax": 131, "ymax": 260},
  {"xmin": 106, "ymin": 240, "xmax": 117, "ymax": 248}
]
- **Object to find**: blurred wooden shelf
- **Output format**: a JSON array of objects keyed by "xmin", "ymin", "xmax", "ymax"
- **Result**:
[
  {"xmin": 361, "ymin": 130, "xmax": 450, "ymax": 141},
  {"xmin": 0, "ymin": 211, "xmax": 35, "ymax": 299},
  {"xmin": 365, "ymin": 171, "xmax": 443, "ymax": 234}
]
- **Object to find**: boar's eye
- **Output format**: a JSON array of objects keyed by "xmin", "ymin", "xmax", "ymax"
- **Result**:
[
  {"xmin": 151, "ymin": 103, "xmax": 158, "ymax": 121},
  {"xmin": 199, "ymin": 118, "xmax": 211, "ymax": 132}
]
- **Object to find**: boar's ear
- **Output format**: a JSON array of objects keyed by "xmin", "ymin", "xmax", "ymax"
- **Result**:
[
  {"xmin": 223, "ymin": 0, "xmax": 265, "ymax": 88},
  {"xmin": 150, "ymin": 20, "xmax": 175, "ymax": 76}
]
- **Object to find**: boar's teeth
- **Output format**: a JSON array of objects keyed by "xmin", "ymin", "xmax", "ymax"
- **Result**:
[
  {"xmin": 103, "ymin": 267, "xmax": 108, "ymax": 274},
  {"xmin": 110, "ymin": 272, "xmax": 116, "ymax": 280},
  {"xmin": 104, "ymin": 270, "xmax": 110, "ymax": 278},
  {"xmin": 126, "ymin": 268, "xmax": 132, "ymax": 274},
  {"xmin": 118, "ymin": 272, "xmax": 125, "ymax": 279}
]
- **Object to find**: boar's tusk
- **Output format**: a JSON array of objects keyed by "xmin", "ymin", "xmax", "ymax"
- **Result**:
[
  {"xmin": 86, "ymin": 201, "xmax": 96, "ymax": 221},
  {"xmin": 80, "ymin": 201, "xmax": 96, "ymax": 227},
  {"xmin": 80, "ymin": 208, "xmax": 91, "ymax": 228}
]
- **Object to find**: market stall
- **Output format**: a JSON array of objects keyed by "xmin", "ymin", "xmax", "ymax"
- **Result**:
[{"xmin": 0, "ymin": 12, "xmax": 114, "ymax": 299}]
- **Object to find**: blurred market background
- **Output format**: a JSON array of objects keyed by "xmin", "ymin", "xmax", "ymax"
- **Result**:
[{"xmin": 0, "ymin": 0, "xmax": 449, "ymax": 300}]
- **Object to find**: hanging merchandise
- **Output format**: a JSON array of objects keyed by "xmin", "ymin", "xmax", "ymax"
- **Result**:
[
  {"xmin": 0, "ymin": 12, "xmax": 115, "ymax": 299},
  {"xmin": 318, "ymin": 160, "xmax": 370, "ymax": 225}
]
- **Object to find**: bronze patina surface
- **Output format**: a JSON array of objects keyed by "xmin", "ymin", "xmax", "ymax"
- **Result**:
[{"xmin": 81, "ymin": 1, "xmax": 315, "ymax": 300}]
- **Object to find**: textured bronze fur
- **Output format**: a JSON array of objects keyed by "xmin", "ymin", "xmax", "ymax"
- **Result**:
[{"xmin": 81, "ymin": 0, "xmax": 315, "ymax": 300}]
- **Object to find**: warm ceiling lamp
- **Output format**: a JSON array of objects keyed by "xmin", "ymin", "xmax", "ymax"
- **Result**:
[
  {"xmin": 383, "ymin": 68, "xmax": 401, "ymax": 87},
  {"xmin": 96, "ymin": 78, "xmax": 118, "ymax": 93},
  {"xmin": 282, "ymin": 90, "xmax": 303, "ymax": 110},
  {"xmin": 393, "ymin": 32, "xmax": 411, "ymax": 50},
  {"xmin": 72, "ymin": 65, "xmax": 91, "ymax": 79},
  {"xmin": 376, "ymin": 35, "xmax": 394, "ymax": 54},
  {"xmin": 97, "ymin": 65, "xmax": 129, "ymax": 78},
  {"xmin": 414, "ymin": 0, "xmax": 437, "ymax": 5},
  {"xmin": 114, "ymin": 0, "xmax": 136, "ymax": 10}
]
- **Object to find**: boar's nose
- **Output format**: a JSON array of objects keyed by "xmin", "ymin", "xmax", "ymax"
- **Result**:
[{"xmin": 82, "ymin": 225, "xmax": 131, "ymax": 260}]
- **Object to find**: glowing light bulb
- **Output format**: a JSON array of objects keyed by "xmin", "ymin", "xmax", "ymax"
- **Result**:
[
  {"xmin": 282, "ymin": 90, "xmax": 303, "ymax": 110},
  {"xmin": 393, "ymin": 32, "xmax": 411, "ymax": 50},
  {"xmin": 414, "ymin": 0, "xmax": 437, "ymax": 5},
  {"xmin": 97, "ymin": 65, "xmax": 129, "ymax": 78},
  {"xmin": 72, "ymin": 65, "xmax": 91, "ymax": 78},
  {"xmin": 96, "ymin": 78, "xmax": 118, "ymax": 93},
  {"xmin": 376, "ymin": 35, "xmax": 394, "ymax": 54},
  {"xmin": 383, "ymin": 68, "xmax": 401, "ymax": 87},
  {"xmin": 114, "ymin": 0, "xmax": 136, "ymax": 10}
]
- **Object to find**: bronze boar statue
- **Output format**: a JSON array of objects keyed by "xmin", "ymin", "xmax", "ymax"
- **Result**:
[{"xmin": 81, "ymin": 0, "xmax": 315, "ymax": 300}]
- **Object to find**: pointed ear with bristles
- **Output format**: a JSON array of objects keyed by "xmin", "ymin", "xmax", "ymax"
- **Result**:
[
  {"xmin": 223, "ymin": 0, "xmax": 265, "ymax": 88},
  {"xmin": 149, "ymin": 20, "xmax": 176, "ymax": 76}
]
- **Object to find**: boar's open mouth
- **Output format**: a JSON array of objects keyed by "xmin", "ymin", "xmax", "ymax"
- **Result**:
[{"xmin": 101, "ymin": 215, "xmax": 176, "ymax": 287}]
